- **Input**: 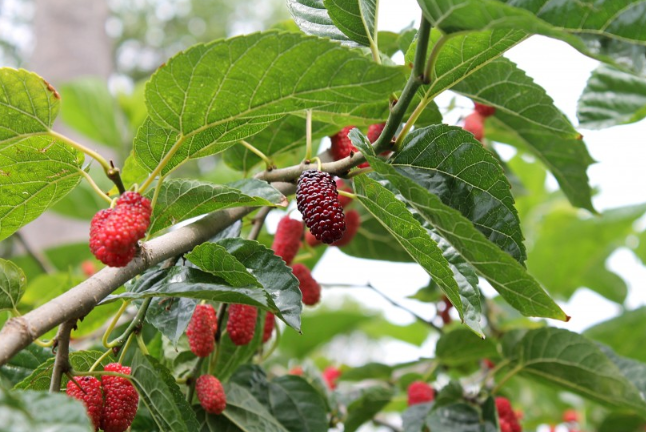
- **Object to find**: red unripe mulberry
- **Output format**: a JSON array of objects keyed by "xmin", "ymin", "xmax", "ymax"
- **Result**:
[
  {"xmin": 186, "ymin": 304, "xmax": 217, "ymax": 357},
  {"xmin": 89, "ymin": 191, "xmax": 151, "ymax": 267},
  {"xmin": 66, "ymin": 376, "xmax": 103, "ymax": 431},
  {"xmin": 196, "ymin": 375, "xmax": 226, "ymax": 415},
  {"xmin": 101, "ymin": 363, "xmax": 138, "ymax": 432},
  {"xmin": 496, "ymin": 397, "xmax": 522, "ymax": 432},
  {"xmin": 474, "ymin": 102, "xmax": 496, "ymax": 117},
  {"xmin": 304, "ymin": 230, "xmax": 321, "ymax": 248},
  {"xmin": 262, "ymin": 312, "xmax": 276, "ymax": 343},
  {"xmin": 330, "ymin": 126, "xmax": 369, "ymax": 168},
  {"xmin": 291, "ymin": 264, "xmax": 321, "ymax": 306},
  {"xmin": 271, "ymin": 216, "xmax": 303, "ymax": 265},
  {"xmin": 227, "ymin": 304, "xmax": 258, "ymax": 346},
  {"xmin": 296, "ymin": 170, "xmax": 345, "ymax": 244},
  {"xmin": 322, "ymin": 366, "xmax": 341, "ymax": 390},
  {"xmin": 367, "ymin": 122, "xmax": 386, "ymax": 143},
  {"xmin": 463, "ymin": 112, "xmax": 485, "ymax": 141},
  {"xmin": 407, "ymin": 381, "xmax": 435, "ymax": 406},
  {"xmin": 331, "ymin": 210, "xmax": 360, "ymax": 247}
]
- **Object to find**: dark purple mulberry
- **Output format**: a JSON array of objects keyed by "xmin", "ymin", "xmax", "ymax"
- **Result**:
[{"xmin": 296, "ymin": 170, "xmax": 346, "ymax": 244}]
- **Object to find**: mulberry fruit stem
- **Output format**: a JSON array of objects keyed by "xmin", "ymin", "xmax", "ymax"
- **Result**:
[
  {"xmin": 261, "ymin": 321, "xmax": 282, "ymax": 362},
  {"xmin": 239, "ymin": 140, "xmax": 274, "ymax": 169},
  {"xmin": 49, "ymin": 130, "xmax": 112, "ymax": 175},
  {"xmin": 337, "ymin": 190, "xmax": 357, "ymax": 200},
  {"xmin": 139, "ymin": 134, "xmax": 188, "ymax": 193},
  {"xmin": 102, "ymin": 300, "xmax": 130, "ymax": 348},
  {"xmin": 146, "ymin": 175, "xmax": 166, "ymax": 239},
  {"xmin": 89, "ymin": 348, "xmax": 114, "ymax": 373},
  {"xmin": 77, "ymin": 169, "xmax": 113, "ymax": 204},
  {"xmin": 118, "ymin": 333, "xmax": 135, "ymax": 364},
  {"xmin": 305, "ymin": 109, "xmax": 313, "ymax": 160},
  {"xmin": 136, "ymin": 333, "xmax": 149, "ymax": 355}
]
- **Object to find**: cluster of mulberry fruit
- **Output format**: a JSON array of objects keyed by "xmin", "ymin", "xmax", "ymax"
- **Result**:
[
  {"xmin": 89, "ymin": 191, "xmax": 151, "ymax": 267},
  {"xmin": 496, "ymin": 397, "xmax": 522, "ymax": 432},
  {"xmin": 65, "ymin": 363, "xmax": 138, "ymax": 432},
  {"xmin": 463, "ymin": 101, "xmax": 496, "ymax": 142}
]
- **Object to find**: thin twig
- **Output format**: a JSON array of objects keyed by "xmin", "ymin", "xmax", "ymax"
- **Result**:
[
  {"xmin": 186, "ymin": 357, "xmax": 205, "ymax": 403},
  {"xmin": 372, "ymin": 417, "xmax": 403, "ymax": 432},
  {"xmin": 321, "ymin": 282, "xmax": 443, "ymax": 333},
  {"xmin": 14, "ymin": 232, "xmax": 55, "ymax": 274},
  {"xmin": 248, "ymin": 207, "xmax": 271, "ymax": 241},
  {"xmin": 49, "ymin": 319, "xmax": 76, "ymax": 393}
]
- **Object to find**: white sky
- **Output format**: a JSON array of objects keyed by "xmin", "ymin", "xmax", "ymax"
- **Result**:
[{"xmin": 291, "ymin": 0, "xmax": 646, "ymax": 367}]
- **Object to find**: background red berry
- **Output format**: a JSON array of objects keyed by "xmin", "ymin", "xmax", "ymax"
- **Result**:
[
  {"xmin": 463, "ymin": 112, "xmax": 485, "ymax": 141},
  {"xmin": 186, "ymin": 304, "xmax": 217, "ymax": 357},
  {"xmin": 335, "ymin": 179, "xmax": 354, "ymax": 208},
  {"xmin": 262, "ymin": 312, "xmax": 275, "ymax": 343},
  {"xmin": 322, "ymin": 366, "xmax": 341, "ymax": 389},
  {"xmin": 227, "ymin": 304, "xmax": 258, "ymax": 345},
  {"xmin": 331, "ymin": 210, "xmax": 360, "ymax": 247},
  {"xmin": 407, "ymin": 381, "xmax": 435, "ymax": 406},
  {"xmin": 196, "ymin": 375, "xmax": 226, "ymax": 414},
  {"xmin": 304, "ymin": 230, "xmax": 322, "ymax": 248},
  {"xmin": 271, "ymin": 216, "xmax": 303, "ymax": 265},
  {"xmin": 366, "ymin": 122, "xmax": 386, "ymax": 143},
  {"xmin": 101, "ymin": 363, "xmax": 138, "ymax": 432},
  {"xmin": 474, "ymin": 102, "xmax": 496, "ymax": 117},
  {"xmin": 66, "ymin": 376, "xmax": 103, "ymax": 431},
  {"xmin": 296, "ymin": 170, "xmax": 346, "ymax": 244},
  {"xmin": 291, "ymin": 263, "xmax": 321, "ymax": 306}
]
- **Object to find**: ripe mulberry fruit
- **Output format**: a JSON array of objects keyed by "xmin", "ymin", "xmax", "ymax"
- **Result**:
[
  {"xmin": 330, "ymin": 126, "xmax": 369, "ymax": 168},
  {"xmin": 262, "ymin": 312, "xmax": 275, "ymax": 343},
  {"xmin": 196, "ymin": 375, "xmax": 226, "ymax": 415},
  {"xmin": 289, "ymin": 366, "xmax": 303, "ymax": 376},
  {"xmin": 272, "ymin": 216, "xmax": 303, "ymax": 265},
  {"xmin": 89, "ymin": 191, "xmax": 151, "ymax": 267},
  {"xmin": 331, "ymin": 210, "xmax": 360, "ymax": 247},
  {"xmin": 563, "ymin": 409, "xmax": 579, "ymax": 423},
  {"xmin": 474, "ymin": 102, "xmax": 496, "ymax": 117},
  {"xmin": 407, "ymin": 381, "xmax": 435, "ymax": 406},
  {"xmin": 66, "ymin": 376, "xmax": 103, "ymax": 430},
  {"xmin": 101, "ymin": 363, "xmax": 138, "ymax": 432},
  {"xmin": 496, "ymin": 397, "xmax": 522, "ymax": 432},
  {"xmin": 304, "ymin": 230, "xmax": 321, "ymax": 248},
  {"xmin": 186, "ymin": 304, "xmax": 217, "ymax": 357},
  {"xmin": 227, "ymin": 304, "xmax": 257, "ymax": 346},
  {"xmin": 335, "ymin": 179, "xmax": 353, "ymax": 208},
  {"xmin": 291, "ymin": 264, "xmax": 321, "ymax": 306},
  {"xmin": 322, "ymin": 366, "xmax": 341, "ymax": 390},
  {"xmin": 296, "ymin": 170, "xmax": 345, "ymax": 244},
  {"xmin": 463, "ymin": 112, "xmax": 485, "ymax": 141}
]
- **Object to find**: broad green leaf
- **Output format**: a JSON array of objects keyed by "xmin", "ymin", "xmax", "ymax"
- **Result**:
[
  {"xmin": 147, "ymin": 178, "xmax": 285, "ymax": 234},
  {"xmin": 217, "ymin": 238, "xmax": 303, "ymax": 331},
  {"xmin": 324, "ymin": 0, "xmax": 377, "ymax": 47},
  {"xmin": 131, "ymin": 352, "xmax": 200, "ymax": 432},
  {"xmin": 216, "ymin": 314, "xmax": 264, "ymax": 381},
  {"xmin": 341, "ymin": 363, "xmax": 393, "ymax": 382},
  {"xmin": 0, "ymin": 259, "xmax": 26, "ymax": 311},
  {"xmin": 585, "ymin": 307, "xmax": 646, "ymax": 363},
  {"xmin": 391, "ymin": 124, "xmax": 526, "ymax": 263},
  {"xmin": 117, "ymin": 150, "xmax": 150, "ymax": 192},
  {"xmin": 146, "ymin": 297, "xmax": 198, "ymax": 346},
  {"xmin": 344, "ymin": 386, "xmax": 394, "ymax": 432},
  {"xmin": 352, "ymin": 174, "xmax": 465, "ymax": 323},
  {"xmin": 223, "ymin": 115, "xmax": 336, "ymax": 172},
  {"xmin": 435, "ymin": 328, "xmax": 497, "ymax": 366},
  {"xmin": 50, "ymin": 166, "xmax": 112, "ymax": 220},
  {"xmin": 14, "ymin": 350, "xmax": 110, "ymax": 391},
  {"xmin": 141, "ymin": 32, "xmax": 404, "ymax": 173},
  {"xmin": 286, "ymin": 0, "xmax": 353, "ymax": 43},
  {"xmin": 580, "ymin": 34, "xmax": 646, "ymax": 77},
  {"xmin": 59, "ymin": 77, "xmax": 124, "ymax": 149},
  {"xmin": 339, "ymin": 205, "xmax": 415, "ymax": 262},
  {"xmin": 195, "ymin": 383, "xmax": 289, "ymax": 432},
  {"xmin": 578, "ymin": 65, "xmax": 646, "ymax": 129},
  {"xmin": 352, "ymin": 135, "xmax": 567, "ymax": 321},
  {"xmin": 0, "ymin": 345, "xmax": 52, "ymax": 388},
  {"xmin": 0, "ymin": 136, "xmax": 84, "ymax": 241},
  {"xmin": 187, "ymin": 243, "xmax": 262, "ymax": 288},
  {"xmin": 507, "ymin": 328, "xmax": 646, "ymax": 413},
  {"xmin": 0, "ymin": 68, "xmax": 59, "ymax": 144},
  {"xmin": 417, "ymin": 0, "xmax": 646, "ymax": 65},
  {"xmin": 361, "ymin": 319, "xmax": 430, "ymax": 347},
  {"xmin": 267, "ymin": 376, "xmax": 329, "ymax": 432},
  {"xmin": 0, "ymin": 386, "xmax": 92, "ymax": 432},
  {"xmin": 279, "ymin": 310, "xmax": 372, "ymax": 358},
  {"xmin": 417, "ymin": 29, "xmax": 528, "ymax": 101},
  {"xmin": 598, "ymin": 413, "xmax": 645, "ymax": 432},
  {"xmin": 378, "ymin": 31, "xmax": 401, "ymax": 56},
  {"xmin": 598, "ymin": 344, "xmax": 646, "ymax": 398},
  {"xmin": 636, "ymin": 229, "xmax": 646, "ymax": 266},
  {"xmin": 402, "ymin": 403, "xmax": 433, "ymax": 432},
  {"xmin": 527, "ymin": 204, "xmax": 646, "ymax": 304},
  {"xmin": 0, "ymin": 69, "xmax": 85, "ymax": 240},
  {"xmin": 453, "ymin": 57, "xmax": 578, "ymax": 138},
  {"xmin": 486, "ymin": 115, "xmax": 595, "ymax": 212}
]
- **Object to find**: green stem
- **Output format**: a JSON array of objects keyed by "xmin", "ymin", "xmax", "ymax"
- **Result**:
[
  {"xmin": 491, "ymin": 364, "xmax": 522, "ymax": 394},
  {"xmin": 304, "ymin": 110, "xmax": 313, "ymax": 160},
  {"xmin": 394, "ymin": 97, "xmax": 431, "ymax": 149},
  {"xmin": 371, "ymin": 15, "xmax": 431, "ymax": 156},
  {"xmin": 186, "ymin": 357, "xmax": 205, "ymax": 403},
  {"xmin": 49, "ymin": 130, "xmax": 112, "ymax": 173},
  {"xmin": 261, "ymin": 321, "xmax": 281, "ymax": 362},
  {"xmin": 89, "ymin": 348, "xmax": 114, "ymax": 372},
  {"xmin": 337, "ymin": 190, "xmax": 357, "ymax": 200},
  {"xmin": 106, "ymin": 298, "xmax": 152, "ymax": 348},
  {"xmin": 239, "ymin": 140, "xmax": 273, "ymax": 169},
  {"xmin": 139, "ymin": 135, "xmax": 187, "ymax": 193},
  {"xmin": 78, "ymin": 169, "xmax": 113, "ymax": 204},
  {"xmin": 423, "ymin": 32, "xmax": 452, "ymax": 84},
  {"xmin": 135, "ymin": 333, "xmax": 149, "ymax": 355},
  {"xmin": 118, "ymin": 333, "xmax": 135, "ymax": 363},
  {"xmin": 102, "ymin": 301, "xmax": 130, "ymax": 348}
]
